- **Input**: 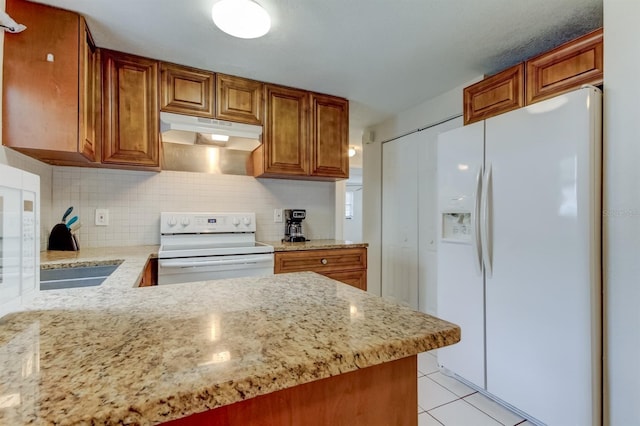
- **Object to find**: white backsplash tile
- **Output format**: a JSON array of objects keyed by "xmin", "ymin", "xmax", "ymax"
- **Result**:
[{"xmin": 51, "ymin": 167, "xmax": 336, "ymax": 248}]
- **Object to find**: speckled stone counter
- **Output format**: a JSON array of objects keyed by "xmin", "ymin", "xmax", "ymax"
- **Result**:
[
  {"xmin": 264, "ymin": 239, "xmax": 368, "ymax": 252},
  {"xmin": 1, "ymin": 249, "xmax": 459, "ymax": 425}
]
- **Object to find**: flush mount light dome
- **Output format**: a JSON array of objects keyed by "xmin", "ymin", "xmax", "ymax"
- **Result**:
[{"xmin": 211, "ymin": 0, "xmax": 271, "ymax": 39}]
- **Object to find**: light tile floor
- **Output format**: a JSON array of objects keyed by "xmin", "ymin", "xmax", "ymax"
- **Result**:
[{"xmin": 417, "ymin": 351, "xmax": 535, "ymax": 426}]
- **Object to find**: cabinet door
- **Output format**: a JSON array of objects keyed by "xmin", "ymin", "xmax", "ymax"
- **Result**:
[
  {"xmin": 463, "ymin": 64, "xmax": 524, "ymax": 125},
  {"xmin": 160, "ymin": 63, "xmax": 215, "ymax": 118},
  {"xmin": 3, "ymin": 0, "xmax": 86, "ymax": 162},
  {"xmin": 526, "ymin": 28, "xmax": 603, "ymax": 105},
  {"xmin": 260, "ymin": 85, "xmax": 310, "ymax": 176},
  {"xmin": 102, "ymin": 50, "xmax": 160, "ymax": 169},
  {"xmin": 310, "ymin": 94, "xmax": 349, "ymax": 179},
  {"xmin": 323, "ymin": 270, "xmax": 367, "ymax": 291},
  {"xmin": 79, "ymin": 18, "xmax": 98, "ymax": 161},
  {"xmin": 216, "ymin": 74, "xmax": 263, "ymax": 124}
]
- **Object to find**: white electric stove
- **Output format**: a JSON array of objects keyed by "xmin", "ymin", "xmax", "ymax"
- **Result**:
[{"xmin": 158, "ymin": 212, "xmax": 274, "ymax": 285}]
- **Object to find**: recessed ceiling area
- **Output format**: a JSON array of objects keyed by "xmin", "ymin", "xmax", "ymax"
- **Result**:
[{"xmin": 31, "ymin": 0, "xmax": 603, "ymax": 146}]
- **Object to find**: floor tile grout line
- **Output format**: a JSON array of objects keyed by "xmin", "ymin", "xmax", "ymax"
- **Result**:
[
  {"xmin": 420, "ymin": 411, "xmax": 446, "ymax": 426},
  {"xmin": 458, "ymin": 397, "xmax": 520, "ymax": 426}
]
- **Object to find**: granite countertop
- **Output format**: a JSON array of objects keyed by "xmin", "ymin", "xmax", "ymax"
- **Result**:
[
  {"xmin": 40, "ymin": 245, "xmax": 159, "ymax": 290},
  {"xmin": 0, "ymin": 247, "xmax": 459, "ymax": 425},
  {"xmin": 264, "ymin": 239, "xmax": 368, "ymax": 252}
]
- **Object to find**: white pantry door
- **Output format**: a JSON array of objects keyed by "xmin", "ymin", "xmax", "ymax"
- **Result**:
[{"xmin": 381, "ymin": 132, "xmax": 419, "ymax": 308}]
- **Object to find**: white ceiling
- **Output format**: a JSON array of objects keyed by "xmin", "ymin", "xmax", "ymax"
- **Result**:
[{"xmin": 31, "ymin": 0, "xmax": 602, "ymax": 146}]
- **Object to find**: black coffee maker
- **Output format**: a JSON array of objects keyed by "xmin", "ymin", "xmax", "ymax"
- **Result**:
[{"xmin": 283, "ymin": 209, "xmax": 306, "ymax": 242}]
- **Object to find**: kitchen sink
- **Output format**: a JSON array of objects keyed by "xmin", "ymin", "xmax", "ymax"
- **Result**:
[{"xmin": 40, "ymin": 264, "xmax": 119, "ymax": 290}]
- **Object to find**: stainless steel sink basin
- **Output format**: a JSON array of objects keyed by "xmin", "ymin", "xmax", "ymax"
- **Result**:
[{"xmin": 40, "ymin": 264, "xmax": 119, "ymax": 290}]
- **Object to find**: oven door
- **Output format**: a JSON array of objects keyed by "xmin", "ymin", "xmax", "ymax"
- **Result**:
[{"xmin": 157, "ymin": 253, "xmax": 274, "ymax": 285}]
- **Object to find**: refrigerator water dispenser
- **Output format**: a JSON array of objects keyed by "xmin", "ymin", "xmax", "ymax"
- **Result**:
[{"xmin": 441, "ymin": 212, "xmax": 472, "ymax": 243}]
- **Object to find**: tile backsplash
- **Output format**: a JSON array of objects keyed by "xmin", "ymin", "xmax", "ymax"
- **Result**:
[{"xmin": 51, "ymin": 167, "xmax": 336, "ymax": 247}]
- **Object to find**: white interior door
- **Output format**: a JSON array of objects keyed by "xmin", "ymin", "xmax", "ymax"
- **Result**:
[
  {"xmin": 382, "ymin": 133, "xmax": 419, "ymax": 308},
  {"xmin": 484, "ymin": 88, "xmax": 601, "ymax": 425}
]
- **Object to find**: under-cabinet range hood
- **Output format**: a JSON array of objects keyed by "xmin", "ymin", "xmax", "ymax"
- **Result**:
[{"xmin": 160, "ymin": 112, "xmax": 263, "ymax": 175}]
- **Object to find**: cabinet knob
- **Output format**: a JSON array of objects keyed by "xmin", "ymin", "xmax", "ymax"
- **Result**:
[{"xmin": 321, "ymin": 258, "xmax": 328, "ymax": 265}]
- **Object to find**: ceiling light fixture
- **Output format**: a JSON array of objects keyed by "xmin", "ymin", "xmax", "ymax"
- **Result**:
[
  {"xmin": 211, "ymin": 0, "xmax": 271, "ymax": 39},
  {"xmin": 348, "ymin": 147, "xmax": 356, "ymax": 157}
]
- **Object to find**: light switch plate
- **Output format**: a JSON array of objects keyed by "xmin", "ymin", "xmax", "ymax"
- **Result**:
[
  {"xmin": 95, "ymin": 209, "xmax": 109, "ymax": 226},
  {"xmin": 274, "ymin": 209, "xmax": 283, "ymax": 223}
]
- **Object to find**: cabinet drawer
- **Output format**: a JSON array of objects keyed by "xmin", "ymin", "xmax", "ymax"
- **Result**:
[
  {"xmin": 323, "ymin": 270, "xmax": 367, "ymax": 291},
  {"xmin": 275, "ymin": 248, "xmax": 366, "ymax": 274},
  {"xmin": 526, "ymin": 28, "xmax": 603, "ymax": 105},
  {"xmin": 464, "ymin": 64, "xmax": 524, "ymax": 125}
]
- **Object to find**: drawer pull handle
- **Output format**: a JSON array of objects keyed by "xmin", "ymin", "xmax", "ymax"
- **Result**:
[{"xmin": 321, "ymin": 258, "xmax": 328, "ymax": 265}]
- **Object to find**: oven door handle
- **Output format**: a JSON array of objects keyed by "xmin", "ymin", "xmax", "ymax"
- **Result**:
[{"xmin": 159, "ymin": 256, "xmax": 272, "ymax": 268}]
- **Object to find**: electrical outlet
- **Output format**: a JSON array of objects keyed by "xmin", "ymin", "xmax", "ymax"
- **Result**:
[
  {"xmin": 95, "ymin": 209, "xmax": 109, "ymax": 226},
  {"xmin": 274, "ymin": 209, "xmax": 283, "ymax": 223}
]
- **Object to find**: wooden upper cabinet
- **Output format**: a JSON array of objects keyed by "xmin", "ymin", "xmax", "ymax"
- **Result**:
[
  {"xmin": 252, "ymin": 84, "xmax": 310, "ymax": 177},
  {"xmin": 464, "ymin": 64, "xmax": 524, "ymax": 125},
  {"xmin": 310, "ymin": 94, "xmax": 349, "ymax": 179},
  {"xmin": 216, "ymin": 74, "xmax": 263, "ymax": 125},
  {"xmin": 160, "ymin": 63, "xmax": 215, "ymax": 118},
  {"xmin": 3, "ymin": 0, "xmax": 98, "ymax": 164},
  {"xmin": 251, "ymin": 86, "xmax": 350, "ymax": 181},
  {"xmin": 526, "ymin": 28, "xmax": 603, "ymax": 105},
  {"xmin": 101, "ymin": 50, "xmax": 160, "ymax": 169}
]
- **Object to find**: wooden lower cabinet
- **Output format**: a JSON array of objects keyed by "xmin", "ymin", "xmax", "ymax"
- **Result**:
[
  {"xmin": 164, "ymin": 355, "xmax": 416, "ymax": 426},
  {"xmin": 274, "ymin": 247, "xmax": 367, "ymax": 291},
  {"xmin": 138, "ymin": 258, "xmax": 158, "ymax": 287}
]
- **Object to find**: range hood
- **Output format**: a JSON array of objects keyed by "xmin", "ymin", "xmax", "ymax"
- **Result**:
[
  {"xmin": 160, "ymin": 112, "xmax": 263, "ymax": 141},
  {"xmin": 160, "ymin": 112, "xmax": 263, "ymax": 175}
]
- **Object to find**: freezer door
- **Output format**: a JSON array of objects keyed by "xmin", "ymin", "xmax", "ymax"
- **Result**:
[
  {"xmin": 484, "ymin": 88, "xmax": 601, "ymax": 425},
  {"xmin": 436, "ymin": 121, "xmax": 486, "ymax": 389}
]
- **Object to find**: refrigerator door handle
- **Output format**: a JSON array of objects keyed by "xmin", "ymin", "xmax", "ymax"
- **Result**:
[
  {"xmin": 480, "ymin": 164, "xmax": 493, "ymax": 278},
  {"xmin": 473, "ymin": 166, "xmax": 484, "ymax": 276}
]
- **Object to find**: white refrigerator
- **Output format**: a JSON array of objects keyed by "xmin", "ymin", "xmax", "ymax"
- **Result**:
[{"xmin": 436, "ymin": 87, "xmax": 601, "ymax": 426}]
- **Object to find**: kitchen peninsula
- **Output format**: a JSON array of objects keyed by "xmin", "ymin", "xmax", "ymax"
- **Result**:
[{"xmin": 0, "ymin": 248, "xmax": 459, "ymax": 425}]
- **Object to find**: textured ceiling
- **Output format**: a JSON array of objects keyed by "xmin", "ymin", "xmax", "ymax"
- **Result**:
[{"xmin": 31, "ymin": 0, "xmax": 602, "ymax": 145}]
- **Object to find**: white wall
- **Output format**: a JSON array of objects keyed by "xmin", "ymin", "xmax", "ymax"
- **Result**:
[
  {"xmin": 363, "ymin": 79, "xmax": 480, "ymax": 296},
  {"xmin": 603, "ymin": 1, "xmax": 640, "ymax": 424},
  {"xmin": 51, "ymin": 167, "xmax": 336, "ymax": 246}
]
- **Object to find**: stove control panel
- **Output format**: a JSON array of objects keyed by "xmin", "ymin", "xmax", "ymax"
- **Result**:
[{"xmin": 161, "ymin": 212, "xmax": 256, "ymax": 234}]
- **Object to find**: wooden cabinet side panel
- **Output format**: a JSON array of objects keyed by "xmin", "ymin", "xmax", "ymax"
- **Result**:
[
  {"xmin": 263, "ymin": 85, "xmax": 310, "ymax": 175},
  {"xmin": 310, "ymin": 94, "xmax": 349, "ymax": 178},
  {"xmin": 463, "ymin": 63, "xmax": 524, "ymax": 125},
  {"xmin": 216, "ymin": 74, "xmax": 263, "ymax": 124},
  {"xmin": 160, "ymin": 63, "xmax": 215, "ymax": 118},
  {"xmin": 102, "ymin": 51, "xmax": 160, "ymax": 168},
  {"xmin": 165, "ymin": 355, "xmax": 416, "ymax": 426},
  {"xmin": 79, "ymin": 19, "xmax": 98, "ymax": 162},
  {"xmin": 526, "ymin": 28, "xmax": 603, "ymax": 105},
  {"xmin": 3, "ymin": 0, "xmax": 80, "ymax": 153}
]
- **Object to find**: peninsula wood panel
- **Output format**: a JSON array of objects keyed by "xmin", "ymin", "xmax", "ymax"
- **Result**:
[
  {"xmin": 526, "ymin": 28, "xmax": 603, "ymax": 105},
  {"xmin": 165, "ymin": 355, "xmax": 416, "ymax": 426},
  {"xmin": 463, "ymin": 64, "xmax": 524, "ymax": 125},
  {"xmin": 310, "ymin": 93, "xmax": 349, "ymax": 179},
  {"xmin": 324, "ymin": 270, "xmax": 367, "ymax": 291},
  {"xmin": 102, "ymin": 50, "xmax": 160, "ymax": 169},
  {"xmin": 3, "ymin": 0, "xmax": 97, "ymax": 164},
  {"xmin": 216, "ymin": 74, "xmax": 263, "ymax": 124},
  {"xmin": 160, "ymin": 63, "xmax": 215, "ymax": 118}
]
